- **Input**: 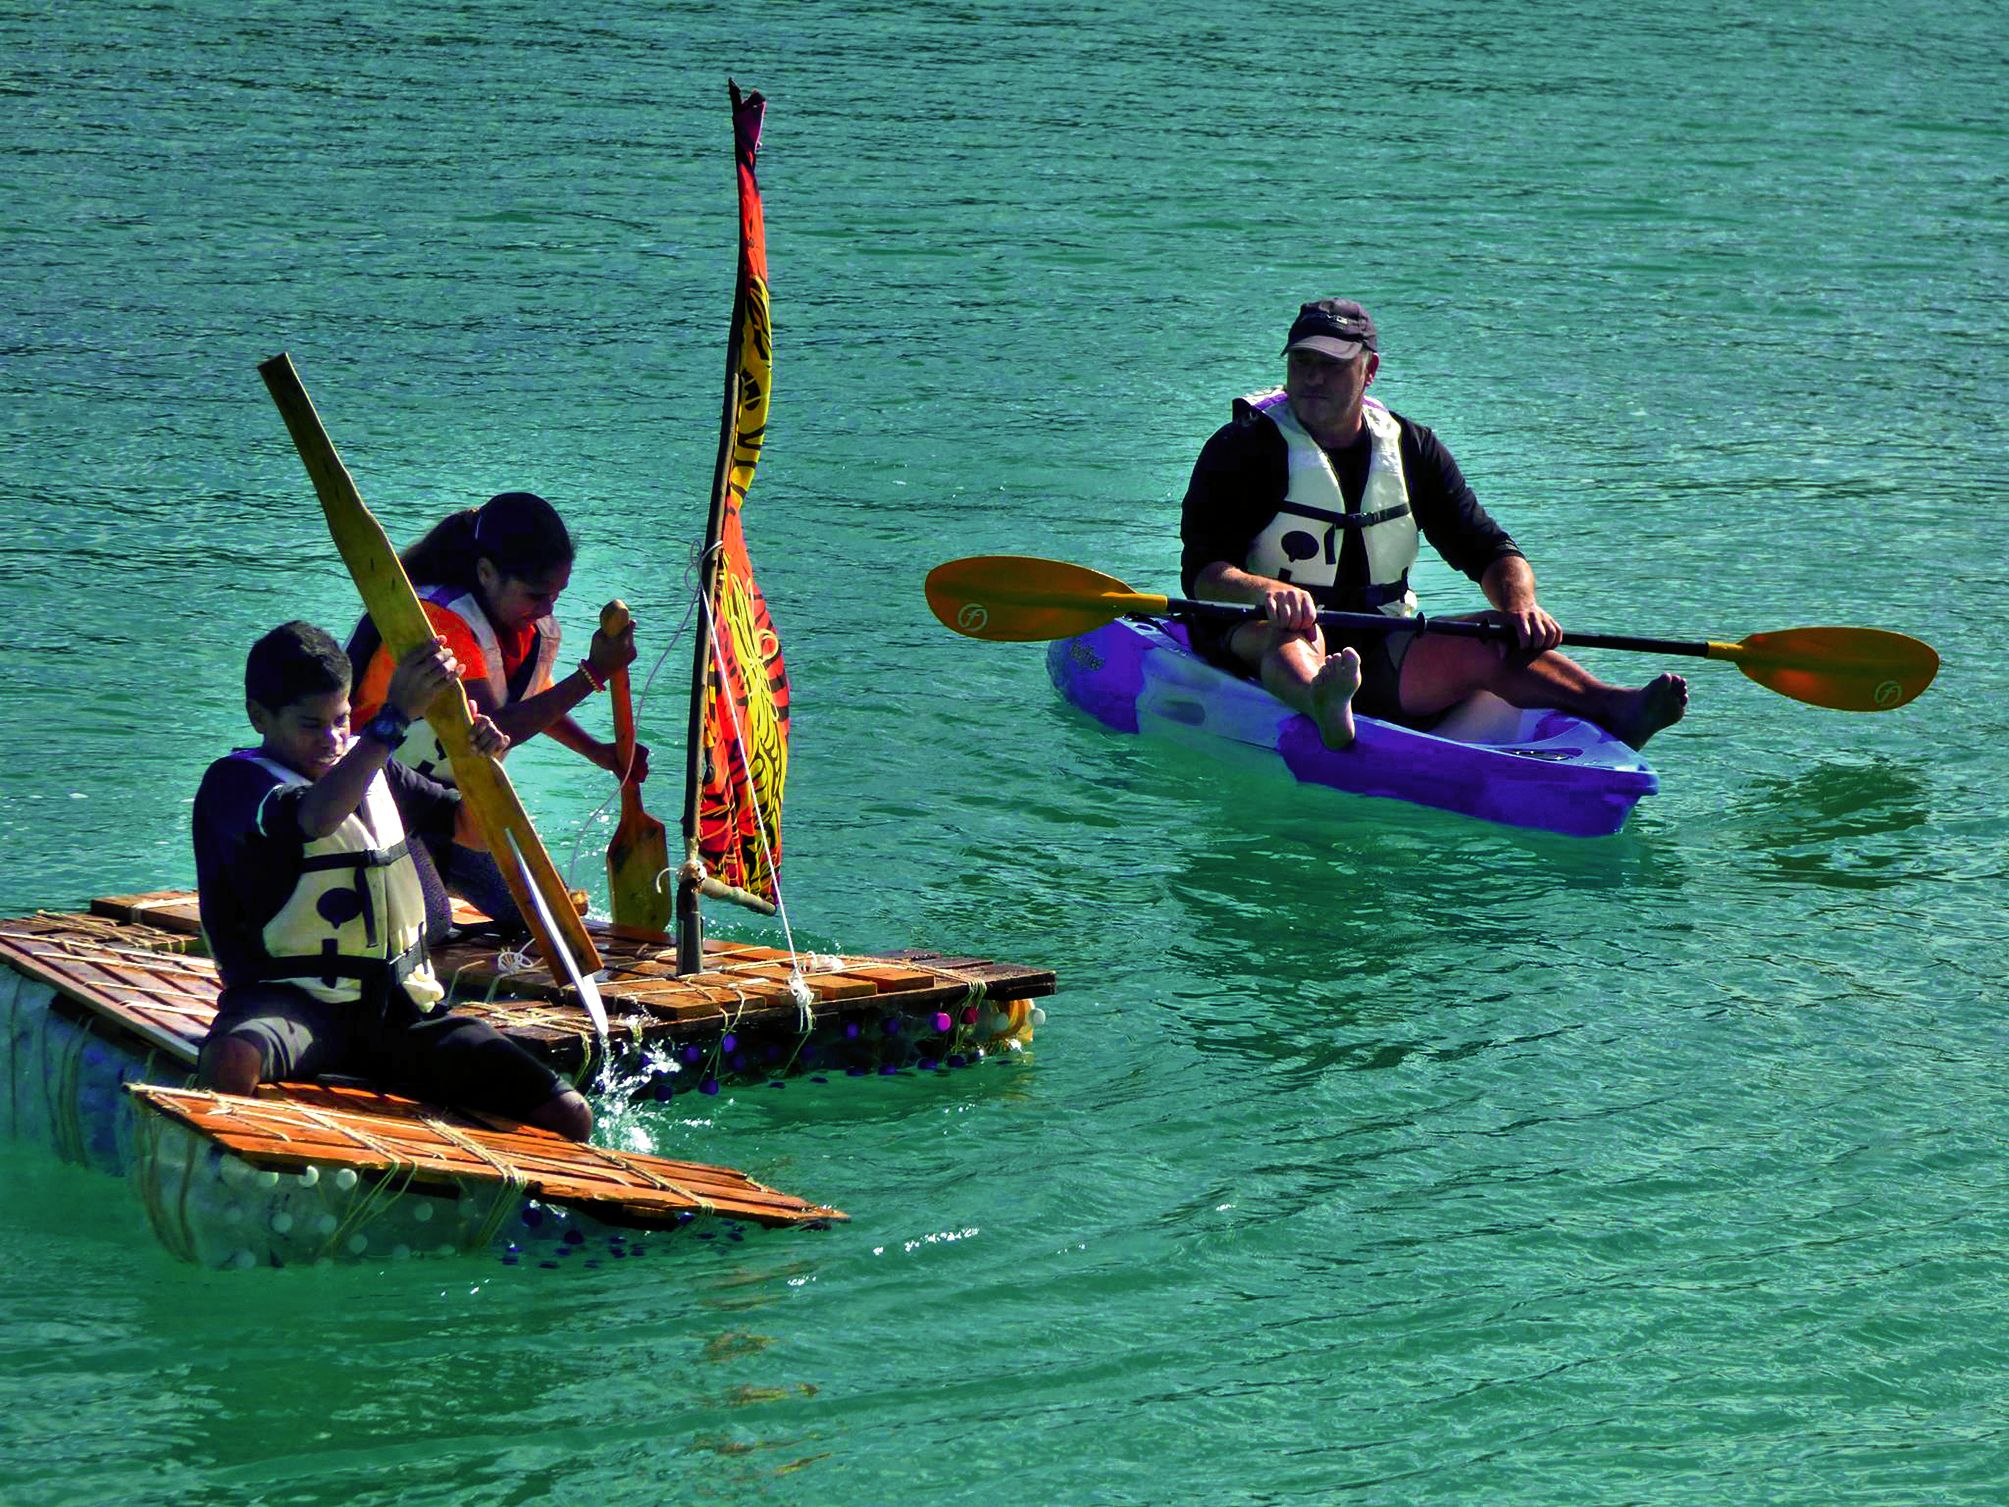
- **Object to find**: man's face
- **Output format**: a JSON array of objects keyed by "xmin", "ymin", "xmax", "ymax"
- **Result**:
[
  {"xmin": 1285, "ymin": 348, "xmax": 1377, "ymax": 438},
  {"xmin": 250, "ymin": 687, "xmax": 351, "ymax": 779}
]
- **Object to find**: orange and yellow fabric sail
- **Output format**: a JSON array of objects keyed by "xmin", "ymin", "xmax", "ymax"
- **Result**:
[{"xmin": 691, "ymin": 82, "xmax": 789, "ymax": 906}]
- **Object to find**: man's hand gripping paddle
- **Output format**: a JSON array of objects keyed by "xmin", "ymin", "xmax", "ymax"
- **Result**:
[
  {"xmin": 924, "ymin": 555, "xmax": 1940, "ymax": 713},
  {"xmin": 258, "ymin": 354, "xmax": 610, "ymax": 1040},
  {"xmin": 600, "ymin": 600, "xmax": 671, "ymax": 934}
]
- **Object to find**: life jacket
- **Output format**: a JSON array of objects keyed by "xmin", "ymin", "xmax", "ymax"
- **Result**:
[
  {"xmin": 403, "ymin": 586, "xmax": 561, "ymax": 785},
  {"xmin": 237, "ymin": 752, "xmax": 446, "ymax": 1013},
  {"xmin": 1237, "ymin": 389, "xmax": 1419, "ymax": 617}
]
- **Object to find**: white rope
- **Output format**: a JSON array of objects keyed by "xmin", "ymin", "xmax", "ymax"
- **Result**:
[{"xmin": 557, "ymin": 535, "xmax": 816, "ymax": 1035}]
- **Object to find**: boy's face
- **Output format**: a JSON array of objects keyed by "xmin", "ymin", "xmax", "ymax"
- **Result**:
[{"xmin": 248, "ymin": 687, "xmax": 351, "ymax": 779}]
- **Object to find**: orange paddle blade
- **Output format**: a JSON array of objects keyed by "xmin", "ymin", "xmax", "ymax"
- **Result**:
[
  {"xmin": 1719, "ymin": 627, "xmax": 1939, "ymax": 712},
  {"xmin": 925, "ymin": 556, "xmax": 1166, "ymax": 641},
  {"xmin": 600, "ymin": 601, "xmax": 671, "ymax": 934}
]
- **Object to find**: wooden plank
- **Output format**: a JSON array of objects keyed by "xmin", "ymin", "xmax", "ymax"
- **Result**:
[
  {"xmin": 0, "ymin": 925, "xmax": 216, "ymax": 1063},
  {"xmin": 130, "ymin": 1083, "xmax": 844, "ymax": 1228},
  {"xmin": 89, "ymin": 892, "xmax": 206, "ymax": 935},
  {"xmin": 90, "ymin": 892, "xmax": 1057, "ymax": 1000}
]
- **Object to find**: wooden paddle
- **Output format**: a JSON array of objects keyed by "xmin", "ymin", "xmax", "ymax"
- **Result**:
[
  {"xmin": 925, "ymin": 554, "xmax": 1940, "ymax": 713},
  {"xmin": 258, "ymin": 354, "xmax": 610, "ymax": 1037},
  {"xmin": 599, "ymin": 600, "xmax": 671, "ymax": 933}
]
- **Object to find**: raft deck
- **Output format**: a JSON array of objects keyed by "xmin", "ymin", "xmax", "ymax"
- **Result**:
[
  {"xmin": 17, "ymin": 895, "xmax": 1056, "ymax": 1087},
  {"xmin": 133, "ymin": 1082, "xmax": 841, "ymax": 1231}
]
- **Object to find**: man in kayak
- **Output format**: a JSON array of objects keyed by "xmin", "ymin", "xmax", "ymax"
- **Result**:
[{"xmin": 1180, "ymin": 298, "xmax": 1688, "ymax": 750}]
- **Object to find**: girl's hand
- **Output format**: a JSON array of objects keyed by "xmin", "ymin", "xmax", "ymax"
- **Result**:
[
  {"xmin": 468, "ymin": 715, "xmax": 509, "ymax": 760},
  {"xmin": 587, "ymin": 619, "xmax": 638, "ymax": 678},
  {"xmin": 386, "ymin": 637, "xmax": 461, "ymax": 721},
  {"xmin": 595, "ymin": 738, "xmax": 650, "ymax": 783}
]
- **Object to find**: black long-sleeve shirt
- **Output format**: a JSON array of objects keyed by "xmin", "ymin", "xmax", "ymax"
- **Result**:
[{"xmin": 1179, "ymin": 404, "xmax": 1523, "ymax": 610}]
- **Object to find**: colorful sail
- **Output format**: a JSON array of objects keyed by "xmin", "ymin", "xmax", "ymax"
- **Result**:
[{"xmin": 687, "ymin": 82, "xmax": 789, "ymax": 907}]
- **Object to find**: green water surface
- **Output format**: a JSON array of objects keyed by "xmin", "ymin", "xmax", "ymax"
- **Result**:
[{"xmin": 2, "ymin": 3, "xmax": 2004, "ymax": 1503}]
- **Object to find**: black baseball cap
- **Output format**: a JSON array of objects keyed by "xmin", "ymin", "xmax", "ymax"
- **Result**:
[{"xmin": 1282, "ymin": 298, "xmax": 1378, "ymax": 360}]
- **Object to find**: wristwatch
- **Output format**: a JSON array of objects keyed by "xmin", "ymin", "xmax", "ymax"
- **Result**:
[{"xmin": 362, "ymin": 708, "xmax": 411, "ymax": 750}]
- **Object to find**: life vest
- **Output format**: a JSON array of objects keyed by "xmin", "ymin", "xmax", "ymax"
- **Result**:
[
  {"xmin": 404, "ymin": 586, "xmax": 561, "ymax": 784},
  {"xmin": 1237, "ymin": 389, "xmax": 1419, "ymax": 617},
  {"xmin": 237, "ymin": 753, "xmax": 446, "ymax": 1013}
]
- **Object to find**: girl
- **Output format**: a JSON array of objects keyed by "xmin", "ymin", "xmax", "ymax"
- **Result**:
[{"xmin": 350, "ymin": 491, "xmax": 646, "ymax": 924}]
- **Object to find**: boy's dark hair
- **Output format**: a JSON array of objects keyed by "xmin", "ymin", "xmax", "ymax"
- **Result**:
[{"xmin": 246, "ymin": 621, "xmax": 352, "ymax": 711}]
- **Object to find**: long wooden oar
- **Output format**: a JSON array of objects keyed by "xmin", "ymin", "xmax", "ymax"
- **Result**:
[
  {"xmin": 258, "ymin": 354, "xmax": 610, "ymax": 1037},
  {"xmin": 599, "ymin": 600, "xmax": 671, "ymax": 934},
  {"xmin": 925, "ymin": 555, "xmax": 1939, "ymax": 713}
]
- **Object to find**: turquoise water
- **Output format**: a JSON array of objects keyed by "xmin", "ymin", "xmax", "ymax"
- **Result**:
[{"xmin": 4, "ymin": 1, "xmax": 2005, "ymax": 1502}]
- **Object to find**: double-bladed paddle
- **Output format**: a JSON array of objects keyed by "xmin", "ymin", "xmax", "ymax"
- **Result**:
[
  {"xmin": 924, "ymin": 555, "xmax": 1939, "ymax": 713},
  {"xmin": 600, "ymin": 600, "xmax": 671, "ymax": 934},
  {"xmin": 258, "ymin": 354, "xmax": 610, "ymax": 1040}
]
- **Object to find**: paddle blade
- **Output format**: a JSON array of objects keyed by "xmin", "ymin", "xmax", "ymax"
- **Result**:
[
  {"xmin": 925, "ymin": 555, "xmax": 1158, "ymax": 641},
  {"xmin": 608, "ymin": 810, "xmax": 672, "ymax": 934},
  {"xmin": 1729, "ymin": 627, "xmax": 1939, "ymax": 711}
]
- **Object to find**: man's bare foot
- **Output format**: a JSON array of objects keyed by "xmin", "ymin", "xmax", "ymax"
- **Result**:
[
  {"xmin": 1611, "ymin": 672, "xmax": 1689, "ymax": 749},
  {"xmin": 1310, "ymin": 647, "xmax": 1362, "ymax": 750}
]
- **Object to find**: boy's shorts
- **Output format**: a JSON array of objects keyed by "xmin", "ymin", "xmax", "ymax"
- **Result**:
[{"xmin": 198, "ymin": 984, "xmax": 572, "ymax": 1121}]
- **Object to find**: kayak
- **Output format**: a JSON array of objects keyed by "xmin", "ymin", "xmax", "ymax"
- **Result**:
[{"xmin": 1046, "ymin": 618, "xmax": 1658, "ymax": 837}]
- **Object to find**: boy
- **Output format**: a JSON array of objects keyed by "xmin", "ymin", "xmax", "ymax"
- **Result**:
[{"xmin": 193, "ymin": 621, "xmax": 592, "ymax": 1141}]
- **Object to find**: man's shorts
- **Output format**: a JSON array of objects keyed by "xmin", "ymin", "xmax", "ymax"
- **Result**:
[
  {"xmin": 1186, "ymin": 618, "xmax": 1417, "ymax": 722},
  {"xmin": 199, "ymin": 983, "xmax": 572, "ymax": 1121}
]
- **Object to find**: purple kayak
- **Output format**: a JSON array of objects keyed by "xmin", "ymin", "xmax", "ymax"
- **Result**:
[{"xmin": 1047, "ymin": 618, "xmax": 1657, "ymax": 837}]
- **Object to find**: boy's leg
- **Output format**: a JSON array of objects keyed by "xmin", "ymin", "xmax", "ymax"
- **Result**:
[
  {"xmin": 383, "ymin": 1012, "xmax": 593, "ymax": 1142},
  {"xmin": 196, "ymin": 985, "xmax": 360, "ymax": 1093}
]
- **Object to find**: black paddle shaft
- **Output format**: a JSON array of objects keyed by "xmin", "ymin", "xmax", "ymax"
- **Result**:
[{"xmin": 1159, "ymin": 596, "xmax": 1712, "ymax": 660}]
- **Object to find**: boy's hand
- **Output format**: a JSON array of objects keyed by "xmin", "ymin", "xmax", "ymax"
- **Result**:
[
  {"xmin": 469, "ymin": 715, "xmax": 509, "ymax": 760},
  {"xmin": 386, "ymin": 637, "xmax": 460, "ymax": 722}
]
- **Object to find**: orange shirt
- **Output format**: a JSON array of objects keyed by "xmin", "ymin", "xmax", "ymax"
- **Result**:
[{"xmin": 351, "ymin": 601, "xmax": 539, "ymax": 724}]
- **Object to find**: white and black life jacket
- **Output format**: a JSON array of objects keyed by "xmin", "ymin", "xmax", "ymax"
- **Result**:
[
  {"xmin": 237, "ymin": 752, "xmax": 446, "ymax": 1013},
  {"xmin": 1237, "ymin": 389, "xmax": 1419, "ymax": 617}
]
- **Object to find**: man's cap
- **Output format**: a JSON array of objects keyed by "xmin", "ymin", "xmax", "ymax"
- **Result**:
[{"xmin": 1282, "ymin": 298, "xmax": 1378, "ymax": 360}]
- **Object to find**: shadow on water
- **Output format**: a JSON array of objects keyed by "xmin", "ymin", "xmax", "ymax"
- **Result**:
[{"xmin": 1724, "ymin": 756, "xmax": 1937, "ymax": 892}]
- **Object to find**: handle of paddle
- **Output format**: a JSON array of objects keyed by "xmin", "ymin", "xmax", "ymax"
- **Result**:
[
  {"xmin": 1166, "ymin": 595, "xmax": 1719, "ymax": 659},
  {"xmin": 599, "ymin": 600, "xmax": 644, "ymax": 795}
]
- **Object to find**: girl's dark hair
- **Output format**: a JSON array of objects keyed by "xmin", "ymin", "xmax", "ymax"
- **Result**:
[
  {"xmin": 347, "ymin": 492, "xmax": 574, "ymax": 679},
  {"xmin": 247, "ymin": 621, "xmax": 351, "ymax": 711},
  {"xmin": 399, "ymin": 491, "xmax": 574, "ymax": 591}
]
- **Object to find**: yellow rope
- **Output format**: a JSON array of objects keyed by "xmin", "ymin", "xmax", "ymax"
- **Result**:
[
  {"xmin": 573, "ymin": 1141, "xmax": 717, "ymax": 1217},
  {"xmin": 420, "ymin": 1114, "xmax": 531, "ymax": 1249}
]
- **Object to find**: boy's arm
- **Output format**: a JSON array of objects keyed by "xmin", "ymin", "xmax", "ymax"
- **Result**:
[
  {"xmin": 299, "ymin": 639, "xmax": 460, "ymax": 839},
  {"xmin": 298, "ymin": 741, "xmax": 393, "ymax": 839}
]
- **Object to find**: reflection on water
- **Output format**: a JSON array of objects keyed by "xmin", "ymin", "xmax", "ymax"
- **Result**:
[{"xmin": 1730, "ymin": 757, "xmax": 1937, "ymax": 892}]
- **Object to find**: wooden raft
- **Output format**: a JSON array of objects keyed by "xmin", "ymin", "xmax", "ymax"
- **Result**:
[
  {"xmin": 0, "ymin": 916, "xmax": 216, "ymax": 1064},
  {"xmin": 87, "ymin": 891, "xmax": 1056, "ymax": 1072},
  {"xmin": 130, "ymin": 1082, "xmax": 843, "ymax": 1229}
]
